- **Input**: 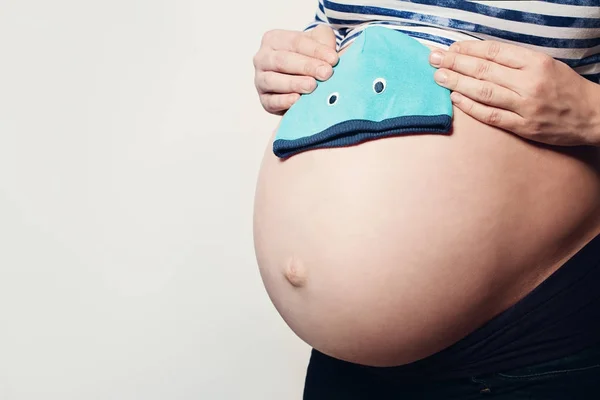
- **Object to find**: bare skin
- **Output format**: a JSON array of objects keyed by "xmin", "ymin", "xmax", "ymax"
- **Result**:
[{"xmin": 253, "ymin": 35, "xmax": 600, "ymax": 368}]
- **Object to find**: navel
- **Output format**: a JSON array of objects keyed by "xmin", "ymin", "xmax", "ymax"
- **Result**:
[{"xmin": 284, "ymin": 256, "xmax": 308, "ymax": 288}]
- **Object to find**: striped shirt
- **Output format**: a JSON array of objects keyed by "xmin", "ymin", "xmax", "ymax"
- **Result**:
[{"xmin": 304, "ymin": 0, "xmax": 600, "ymax": 82}]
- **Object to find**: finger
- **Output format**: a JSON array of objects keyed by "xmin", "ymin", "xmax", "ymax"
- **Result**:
[
  {"xmin": 450, "ymin": 92, "xmax": 525, "ymax": 131},
  {"xmin": 265, "ymin": 29, "xmax": 338, "ymax": 65},
  {"xmin": 307, "ymin": 24, "xmax": 337, "ymax": 51},
  {"xmin": 434, "ymin": 69, "xmax": 521, "ymax": 110},
  {"xmin": 448, "ymin": 40, "xmax": 534, "ymax": 69},
  {"xmin": 260, "ymin": 50, "xmax": 333, "ymax": 80},
  {"xmin": 295, "ymin": 31, "xmax": 338, "ymax": 65},
  {"xmin": 256, "ymin": 71, "xmax": 317, "ymax": 94},
  {"xmin": 261, "ymin": 93, "xmax": 301, "ymax": 114},
  {"xmin": 429, "ymin": 50, "xmax": 521, "ymax": 92}
]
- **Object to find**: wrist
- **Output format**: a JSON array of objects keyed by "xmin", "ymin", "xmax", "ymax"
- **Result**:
[{"xmin": 585, "ymin": 81, "xmax": 600, "ymax": 146}]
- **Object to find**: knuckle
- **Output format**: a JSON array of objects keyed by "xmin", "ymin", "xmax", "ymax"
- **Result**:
[
  {"xmin": 253, "ymin": 73, "xmax": 261, "ymax": 90},
  {"xmin": 252, "ymin": 52, "xmax": 262, "ymax": 69},
  {"xmin": 268, "ymin": 96, "xmax": 282, "ymax": 112},
  {"xmin": 303, "ymin": 61, "xmax": 316, "ymax": 76},
  {"xmin": 527, "ymin": 101, "xmax": 543, "ymax": 116},
  {"xmin": 526, "ymin": 120, "xmax": 543, "ymax": 136},
  {"xmin": 291, "ymin": 79, "xmax": 304, "ymax": 93},
  {"xmin": 262, "ymin": 29, "xmax": 278, "ymax": 45},
  {"xmin": 261, "ymin": 31, "xmax": 271, "ymax": 45},
  {"xmin": 459, "ymin": 94, "xmax": 474, "ymax": 112},
  {"xmin": 299, "ymin": 78, "xmax": 313, "ymax": 92},
  {"xmin": 478, "ymin": 84, "xmax": 494, "ymax": 102},
  {"xmin": 452, "ymin": 73, "xmax": 462, "ymax": 89},
  {"xmin": 515, "ymin": 119, "xmax": 528, "ymax": 133},
  {"xmin": 475, "ymin": 61, "xmax": 490, "ymax": 79},
  {"xmin": 286, "ymin": 94, "xmax": 297, "ymax": 107},
  {"xmin": 486, "ymin": 109, "xmax": 502, "ymax": 125},
  {"xmin": 447, "ymin": 53, "xmax": 458, "ymax": 70},
  {"xmin": 281, "ymin": 94, "xmax": 295, "ymax": 110},
  {"xmin": 538, "ymin": 54, "xmax": 554, "ymax": 71},
  {"xmin": 273, "ymin": 52, "xmax": 287, "ymax": 71},
  {"xmin": 270, "ymin": 95, "xmax": 281, "ymax": 110},
  {"xmin": 465, "ymin": 100, "xmax": 476, "ymax": 114},
  {"xmin": 278, "ymin": 96, "xmax": 289, "ymax": 109},
  {"xmin": 261, "ymin": 72, "xmax": 272, "ymax": 89},
  {"xmin": 529, "ymin": 80, "xmax": 545, "ymax": 96},
  {"xmin": 291, "ymin": 33, "xmax": 303, "ymax": 53},
  {"xmin": 311, "ymin": 44, "xmax": 323, "ymax": 60},
  {"xmin": 486, "ymin": 42, "xmax": 501, "ymax": 61}
]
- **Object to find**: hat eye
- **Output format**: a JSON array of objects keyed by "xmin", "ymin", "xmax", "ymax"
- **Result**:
[
  {"xmin": 327, "ymin": 92, "xmax": 339, "ymax": 106},
  {"xmin": 373, "ymin": 78, "xmax": 386, "ymax": 94}
]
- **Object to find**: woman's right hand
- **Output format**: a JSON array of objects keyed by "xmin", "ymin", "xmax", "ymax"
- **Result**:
[{"xmin": 253, "ymin": 25, "xmax": 339, "ymax": 115}]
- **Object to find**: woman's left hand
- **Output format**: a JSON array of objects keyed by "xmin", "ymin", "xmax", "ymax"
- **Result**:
[{"xmin": 429, "ymin": 40, "xmax": 600, "ymax": 146}]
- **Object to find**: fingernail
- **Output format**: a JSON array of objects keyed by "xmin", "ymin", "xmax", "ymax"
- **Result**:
[
  {"xmin": 450, "ymin": 92, "xmax": 463, "ymax": 104},
  {"xmin": 317, "ymin": 66, "xmax": 330, "ymax": 80},
  {"xmin": 434, "ymin": 70, "xmax": 447, "ymax": 84},
  {"xmin": 430, "ymin": 51, "xmax": 443, "ymax": 66}
]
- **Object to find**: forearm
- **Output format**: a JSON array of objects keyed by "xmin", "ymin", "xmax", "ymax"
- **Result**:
[{"xmin": 589, "ymin": 82, "xmax": 600, "ymax": 147}]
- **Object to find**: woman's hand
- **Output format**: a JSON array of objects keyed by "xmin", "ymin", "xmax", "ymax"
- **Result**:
[
  {"xmin": 253, "ymin": 25, "xmax": 339, "ymax": 115},
  {"xmin": 429, "ymin": 41, "xmax": 600, "ymax": 146}
]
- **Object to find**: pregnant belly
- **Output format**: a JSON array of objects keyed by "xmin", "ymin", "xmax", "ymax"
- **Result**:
[{"xmin": 253, "ymin": 94, "xmax": 600, "ymax": 368}]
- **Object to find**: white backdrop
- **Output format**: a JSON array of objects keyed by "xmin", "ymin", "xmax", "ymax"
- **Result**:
[{"xmin": 0, "ymin": 1, "xmax": 314, "ymax": 399}]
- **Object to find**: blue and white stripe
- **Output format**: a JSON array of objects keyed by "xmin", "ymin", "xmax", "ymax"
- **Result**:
[{"xmin": 305, "ymin": 0, "xmax": 600, "ymax": 83}]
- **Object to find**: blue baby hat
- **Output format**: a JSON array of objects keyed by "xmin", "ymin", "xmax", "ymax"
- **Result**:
[{"xmin": 273, "ymin": 26, "xmax": 453, "ymax": 158}]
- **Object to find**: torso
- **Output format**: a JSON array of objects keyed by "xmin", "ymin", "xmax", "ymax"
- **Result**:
[{"xmin": 252, "ymin": 0, "xmax": 600, "ymax": 367}]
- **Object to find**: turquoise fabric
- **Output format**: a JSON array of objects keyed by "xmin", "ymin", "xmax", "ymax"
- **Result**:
[{"xmin": 273, "ymin": 26, "xmax": 453, "ymax": 158}]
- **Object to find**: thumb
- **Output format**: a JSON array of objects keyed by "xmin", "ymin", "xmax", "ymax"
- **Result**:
[{"xmin": 307, "ymin": 24, "xmax": 337, "ymax": 50}]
